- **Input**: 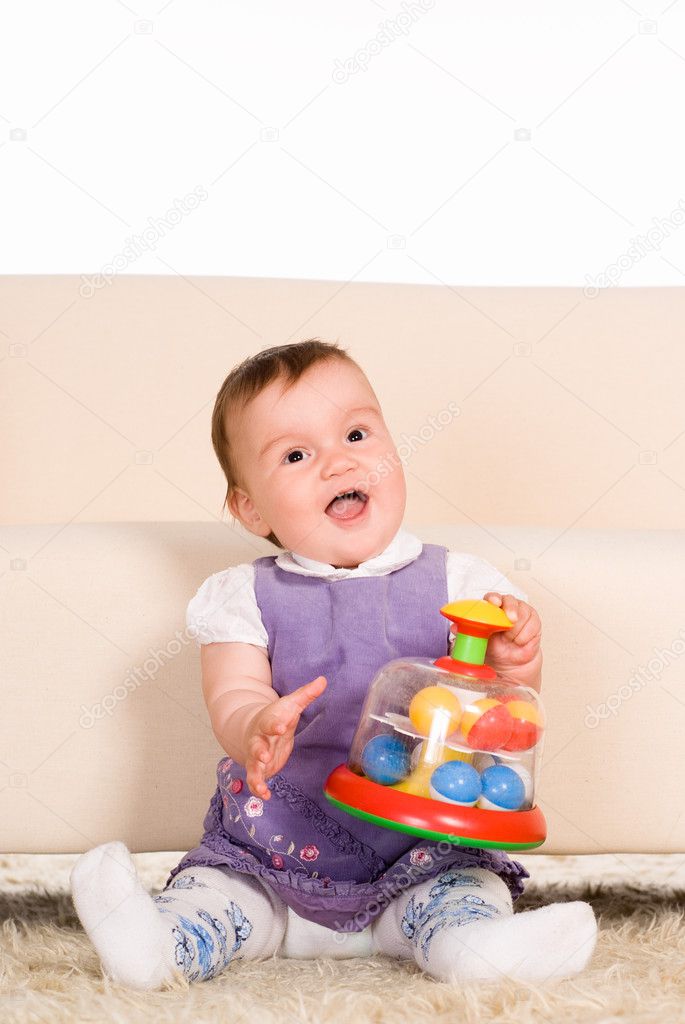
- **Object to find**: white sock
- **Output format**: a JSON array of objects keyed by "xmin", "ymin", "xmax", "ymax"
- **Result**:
[
  {"xmin": 371, "ymin": 866, "xmax": 598, "ymax": 983},
  {"xmin": 70, "ymin": 841, "xmax": 287, "ymax": 990}
]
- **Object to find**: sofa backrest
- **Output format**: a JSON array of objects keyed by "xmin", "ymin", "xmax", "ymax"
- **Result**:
[{"xmin": 2, "ymin": 276, "xmax": 682, "ymax": 530}]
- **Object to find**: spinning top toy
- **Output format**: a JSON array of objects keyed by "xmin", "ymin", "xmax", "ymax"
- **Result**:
[{"xmin": 324, "ymin": 599, "xmax": 547, "ymax": 850}]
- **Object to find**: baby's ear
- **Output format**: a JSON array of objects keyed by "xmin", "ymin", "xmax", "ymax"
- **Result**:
[{"xmin": 228, "ymin": 488, "xmax": 272, "ymax": 539}]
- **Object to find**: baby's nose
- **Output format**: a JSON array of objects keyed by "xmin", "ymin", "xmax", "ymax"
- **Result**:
[{"xmin": 324, "ymin": 448, "xmax": 359, "ymax": 475}]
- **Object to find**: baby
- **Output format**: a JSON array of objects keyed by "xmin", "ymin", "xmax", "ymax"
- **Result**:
[{"xmin": 70, "ymin": 339, "xmax": 598, "ymax": 989}]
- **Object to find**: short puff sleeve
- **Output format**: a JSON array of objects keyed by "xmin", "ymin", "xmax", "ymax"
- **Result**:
[
  {"xmin": 446, "ymin": 551, "xmax": 529, "ymax": 605},
  {"xmin": 185, "ymin": 563, "xmax": 268, "ymax": 648}
]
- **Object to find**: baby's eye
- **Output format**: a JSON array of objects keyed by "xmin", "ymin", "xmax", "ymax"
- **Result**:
[
  {"xmin": 283, "ymin": 448, "xmax": 309, "ymax": 464},
  {"xmin": 282, "ymin": 429, "xmax": 367, "ymax": 464}
]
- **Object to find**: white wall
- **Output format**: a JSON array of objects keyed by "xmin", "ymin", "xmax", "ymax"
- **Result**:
[{"xmin": 2, "ymin": 0, "xmax": 684, "ymax": 289}]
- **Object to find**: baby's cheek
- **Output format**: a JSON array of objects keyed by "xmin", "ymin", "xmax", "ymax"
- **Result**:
[{"xmin": 272, "ymin": 486, "xmax": 302, "ymax": 521}]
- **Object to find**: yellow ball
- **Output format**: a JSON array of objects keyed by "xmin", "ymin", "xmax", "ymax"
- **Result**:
[
  {"xmin": 408, "ymin": 686, "xmax": 462, "ymax": 737},
  {"xmin": 443, "ymin": 746, "xmax": 473, "ymax": 764}
]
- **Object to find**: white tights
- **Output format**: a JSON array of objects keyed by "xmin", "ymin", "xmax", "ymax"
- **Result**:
[{"xmin": 70, "ymin": 841, "xmax": 598, "ymax": 990}]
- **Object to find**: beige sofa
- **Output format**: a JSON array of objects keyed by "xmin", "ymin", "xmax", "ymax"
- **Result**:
[{"xmin": 1, "ymin": 275, "xmax": 683, "ymax": 856}]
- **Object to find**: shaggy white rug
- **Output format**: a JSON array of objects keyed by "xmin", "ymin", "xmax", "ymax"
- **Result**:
[{"xmin": 1, "ymin": 851, "xmax": 684, "ymax": 1024}]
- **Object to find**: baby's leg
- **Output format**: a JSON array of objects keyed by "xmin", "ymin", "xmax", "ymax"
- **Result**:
[
  {"xmin": 70, "ymin": 841, "xmax": 287, "ymax": 990},
  {"xmin": 371, "ymin": 866, "xmax": 597, "ymax": 983},
  {"xmin": 281, "ymin": 908, "xmax": 374, "ymax": 959}
]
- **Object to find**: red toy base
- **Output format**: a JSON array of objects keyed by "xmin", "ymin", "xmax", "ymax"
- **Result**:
[{"xmin": 324, "ymin": 764, "xmax": 546, "ymax": 850}]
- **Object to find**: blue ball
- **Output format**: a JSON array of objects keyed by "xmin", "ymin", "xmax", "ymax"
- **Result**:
[
  {"xmin": 361, "ymin": 734, "xmax": 410, "ymax": 785},
  {"xmin": 480, "ymin": 764, "xmax": 525, "ymax": 810},
  {"xmin": 429, "ymin": 761, "xmax": 482, "ymax": 806}
]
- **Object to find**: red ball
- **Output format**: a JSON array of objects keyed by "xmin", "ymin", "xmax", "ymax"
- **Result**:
[
  {"xmin": 499, "ymin": 695, "xmax": 542, "ymax": 751},
  {"xmin": 461, "ymin": 698, "xmax": 514, "ymax": 751}
]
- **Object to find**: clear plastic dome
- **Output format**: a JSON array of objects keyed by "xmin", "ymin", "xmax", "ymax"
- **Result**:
[
  {"xmin": 325, "ymin": 599, "xmax": 547, "ymax": 849},
  {"xmin": 347, "ymin": 657, "xmax": 544, "ymax": 812}
]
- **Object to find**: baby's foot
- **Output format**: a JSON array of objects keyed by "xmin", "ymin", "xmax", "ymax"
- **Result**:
[
  {"xmin": 419, "ymin": 900, "xmax": 598, "ymax": 983},
  {"xmin": 70, "ymin": 841, "xmax": 177, "ymax": 991}
]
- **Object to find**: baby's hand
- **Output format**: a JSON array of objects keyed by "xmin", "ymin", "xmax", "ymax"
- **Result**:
[
  {"xmin": 244, "ymin": 676, "xmax": 327, "ymax": 800},
  {"xmin": 450, "ymin": 593, "xmax": 542, "ymax": 672}
]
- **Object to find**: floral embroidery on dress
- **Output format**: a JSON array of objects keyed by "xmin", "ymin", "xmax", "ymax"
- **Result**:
[
  {"xmin": 410, "ymin": 848, "xmax": 433, "ymax": 868},
  {"xmin": 213, "ymin": 770, "xmax": 378, "ymax": 880},
  {"xmin": 244, "ymin": 796, "xmax": 264, "ymax": 818},
  {"xmin": 267, "ymin": 774, "xmax": 386, "ymax": 875}
]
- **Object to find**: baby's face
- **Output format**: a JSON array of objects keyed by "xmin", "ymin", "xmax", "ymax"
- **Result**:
[{"xmin": 228, "ymin": 359, "xmax": 407, "ymax": 568}]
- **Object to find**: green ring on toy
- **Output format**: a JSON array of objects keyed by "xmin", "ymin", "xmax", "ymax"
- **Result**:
[
  {"xmin": 324, "ymin": 765, "xmax": 546, "ymax": 850},
  {"xmin": 435, "ymin": 599, "xmax": 514, "ymax": 680}
]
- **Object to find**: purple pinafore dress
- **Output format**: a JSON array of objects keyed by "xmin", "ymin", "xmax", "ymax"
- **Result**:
[{"xmin": 167, "ymin": 543, "xmax": 529, "ymax": 932}]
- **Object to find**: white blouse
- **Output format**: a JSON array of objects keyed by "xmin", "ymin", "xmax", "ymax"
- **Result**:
[{"xmin": 186, "ymin": 527, "xmax": 529, "ymax": 648}]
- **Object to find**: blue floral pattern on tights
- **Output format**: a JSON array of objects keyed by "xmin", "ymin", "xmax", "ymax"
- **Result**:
[
  {"xmin": 168, "ymin": 873, "xmax": 208, "ymax": 890},
  {"xmin": 153, "ymin": 879, "xmax": 254, "ymax": 982},
  {"xmin": 401, "ymin": 870, "xmax": 500, "ymax": 963},
  {"xmin": 225, "ymin": 901, "xmax": 253, "ymax": 948}
]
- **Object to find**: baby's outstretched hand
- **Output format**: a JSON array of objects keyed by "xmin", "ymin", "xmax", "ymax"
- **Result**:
[{"xmin": 244, "ymin": 676, "xmax": 327, "ymax": 800}]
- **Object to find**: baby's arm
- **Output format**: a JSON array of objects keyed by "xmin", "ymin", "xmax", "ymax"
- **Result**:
[
  {"xmin": 201, "ymin": 641, "xmax": 276, "ymax": 764},
  {"xmin": 201, "ymin": 641, "xmax": 326, "ymax": 798}
]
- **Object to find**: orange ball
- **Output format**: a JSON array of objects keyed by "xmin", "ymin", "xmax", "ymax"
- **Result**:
[
  {"xmin": 460, "ymin": 698, "xmax": 513, "ymax": 751},
  {"xmin": 499, "ymin": 697, "xmax": 543, "ymax": 751},
  {"xmin": 408, "ymin": 686, "xmax": 462, "ymax": 737}
]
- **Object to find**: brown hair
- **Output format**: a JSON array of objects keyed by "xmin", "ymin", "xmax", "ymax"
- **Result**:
[{"xmin": 211, "ymin": 338, "xmax": 361, "ymax": 548}]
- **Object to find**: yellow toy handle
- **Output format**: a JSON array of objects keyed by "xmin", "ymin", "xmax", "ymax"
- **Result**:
[{"xmin": 435, "ymin": 599, "xmax": 513, "ymax": 678}]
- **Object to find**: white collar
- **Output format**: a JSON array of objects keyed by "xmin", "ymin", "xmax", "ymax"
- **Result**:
[{"xmin": 274, "ymin": 527, "xmax": 423, "ymax": 580}]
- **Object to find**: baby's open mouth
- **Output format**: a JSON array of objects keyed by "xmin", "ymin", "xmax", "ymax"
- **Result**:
[{"xmin": 325, "ymin": 490, "xmax": 369, "ymax": 521}]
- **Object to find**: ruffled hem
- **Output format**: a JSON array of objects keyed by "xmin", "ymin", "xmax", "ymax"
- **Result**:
[
  {"xmin": 166, "ymin": 789, "xmax": 530, "ymax": 932},
  {"xmin": 266, "ymin": 772, "xmax": 385, "ymax": 875}
]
